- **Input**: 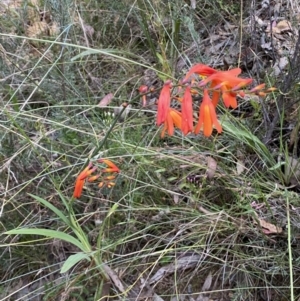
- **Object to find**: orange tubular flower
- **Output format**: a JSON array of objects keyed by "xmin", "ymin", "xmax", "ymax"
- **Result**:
[
  {"xmin": 73, "ymin": 163, "xmax": 97, "ymax": 198},
  {"xmin": 77, "ymin": 163, "xmax": 96, "ymax": 180},
  {"xmin": 199, "ymin": 69, "xmax": 253, "ymax": 108},
  {"xmin": 250, "ymin": 83, "xmax": 265, "ymax": 92},
  {"xmin": 183, "ymin": 64, "xmax": 218, "ymax": 82},
  {"xmin": 99, "ymin": 159, "xmax": 120, "ymax": 173},
  {"xmin": 194, "ymin": 89, "xmax": 222, "ymax": 137},
  {"xmin": 156, "ymin": 80, "xmax": 173, "ymax": 125},
  {"xmin": 181, "ymin": 86, "xmax": 194, "ymax": 135},
  {"xmin": 73, "ymin": 179, "xmax": 85, "ymax": 199},
  {"xmin": 161, "ymin": 108, "xmax": 182, "ymax": 138}
]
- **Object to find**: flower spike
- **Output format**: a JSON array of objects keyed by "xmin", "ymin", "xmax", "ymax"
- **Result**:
[
  {"xmin": 73, "ymin": 159, "xmax": 120, "ymax": 198},
  {"xmin": 73, "ymin": 163, "xmax": 97, "ymax": 198}
]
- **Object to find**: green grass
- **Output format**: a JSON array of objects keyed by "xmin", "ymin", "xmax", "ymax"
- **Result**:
[{"xmin": 1, "ymin": 0, "xmax": 300, "ymax": 300}]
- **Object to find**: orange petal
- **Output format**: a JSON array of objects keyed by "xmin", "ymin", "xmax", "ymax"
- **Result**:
[
  {"xmin": 238, "ymin": 91, "xmax": 245, "ymax": 97},
  {"xmin": 169, "ymin": 109, "xmax": 182, "ymax": 129},
  {"xmin": 161, "ymin": 123, "xmax": 167, "ymax": 138},
  {"xmin": 183, "ymin": 64, "xmax": 218, "ymax": 82},
  {"xmin": 160, "ymin": 109, "xmax": 182, "ymax": 138},
  {"xmin": 250, "ymin": 83, "xmax": 265, "ymax": 92},
  {"xmin": 203, "ymin": 105, "xmax": 213, "ymax": 137},
  {"xmin": 194, "ymin": 90, "xmax": 222, "ymax": 136},
  {"xmin": 231, "ymin": 79, "xmax": 253, "ymax": 91},
  {"xmin": 224, "ymin": 68, "xmax": 242, "ymax": 76},
  {"xmin": 99, "ymin": 159, "xmax": 120, "ymax": 173},
  {"xmin": 181, "ymin": 86, "xmax": 194, "ymax": 135},
  {"xmin": 208, "ymin": 102, "xmax": 222, "ymax": 134},
  {"xmin": 222, "ymin": 91, "xmax": 238, "ymax": 108},
  {"xmin": 78, "ymin": 163, "xmax": 94, "ymax": 180},
  {"xmin": 73, "ymin": 179, "xmax": 85, "ymax": 198},
  {"xmin": 194, "ymin": 90, "xmax": 211, "ymax": 135},
  {"xmin": 211, "ymin": 91, "xmax": 220, "ymax": 107},
  {"xmin": 166, "ymin": 111, "xmax": 175, "ymax": 136},
  {"xmin": 87, "ymin": 174, "xmax": 101, "ymax": 182},
  {"xmin": 156, "ymin": 80, "xmax": 172, "ymax": 125},
  {"xmin": 104, "ymin": 175, "xmax": 116, "ymax": 181}
]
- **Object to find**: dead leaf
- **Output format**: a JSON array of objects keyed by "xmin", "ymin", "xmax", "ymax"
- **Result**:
[
  {"xmin": 49, "ymin": 22, "xmax": 60, "ymax": 36},
  {"xmin": 206, "ymin": 156, "xmax": 217, "ymax": 179},
  {"xmin": 26, "ymin": 21, "xmax": 49, "ymax": 38},
  {"xmin": 98, "ymin": 93, "xmax": 113, "ymax": 107},
  {"xmin": 273, "ymin": 57, "xmax": 288, "ymax": 76},
  {"xmin": 201, "ymin": 272, "xmax": 212, "ymax": 292},
  {"xmin": 114, "ymin": 104, "xmax": 131, "ymax": 121},
  {"xmin": 236, "ymin": 159, "xmax": 245, "ymax": 175},
  {"xmin": 266, "ymin": 20, "xmax": 292, "ymax": 34},
  {"xmin": 276, "ymin": 20, "xmax": 292, "ymax": 32},
  {"xmin": 83, "ymin": 24, "xmax": 95, "ymax": 39},
  {"xmin": 173, "ymin": 194, "xmax": 179, "ymax": 204},
  {"xmin": 102, "ymin": 263, "xmax": 125, "ymax": 293},
  {"xmin": 258, "ymin": 219, "xmax": 283, "ymax": 234}
]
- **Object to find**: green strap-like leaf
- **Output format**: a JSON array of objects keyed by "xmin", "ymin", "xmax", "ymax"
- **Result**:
[
  {"xmin": 5, "ymin": 228, "xmax": 89, "ymax": 252},
  {"xmin": 28, "ymin": 194, "xmax": 71, "ymax": 227},
  {"xmin": 60, "ymin": 252, "xmax": 91, "ymax": 273}
]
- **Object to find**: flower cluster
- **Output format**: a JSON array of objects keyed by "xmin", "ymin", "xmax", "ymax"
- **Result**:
[
  {"xmin": 73, "ymin": 159, "xmax": 120, "ymax": 198},
  {"xmin": 140, "ymin": 64, "xmax": 275, "ymax": 137}
]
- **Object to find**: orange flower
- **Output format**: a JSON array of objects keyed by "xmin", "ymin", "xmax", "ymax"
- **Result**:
[
  {"xmin": 194, "ymin": 89, "xmax": 222, "ymax": 137},
  {"xmin": 99, "ymin": 159, "xmax": 120, "ymax": 173},
  {"xmin": 161, "ymin": 108, "xmax": 182, "ymax": 138},
  {"xmin": 87, "ymin": 174, "xmax": 101, "ymax": 182},
  {"xmin": 73, "ymin": 160, "xmax": 120, "ymax": 198},
  {"xmin": 99, "ymin": 181, "xmax": 116, "ymax": 188},
  {"xmin": 250, "ymin": 83, "xmax": 265, "ymax": 92},
  {"xmin": 181, "ymin": 86, "xmax": 194, "ymax": 135},
  {"xmin": 249, "ymin": 83, "xmax": 276, "ymax": 96},
  {"xmin": 98, "ymin": 175, "xmax": 117, "ymax": 189},
  {"xmin": 73, "ymin": 163, "xmax": 97, "ymax": 198},
  {"xmin": 183, "ymin": 64, "xmax": 218, "ymax": 82},
  {"xmin": 199, "ymin": 69, "xmax": 253, "ymax": 108},
  {"xmin": 156, "ymin": 80, "xmax": 173, "ymax": 125},
  {"xmin": 73, "ymin": 179, "xmax": 85, "ymax": 198}
]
